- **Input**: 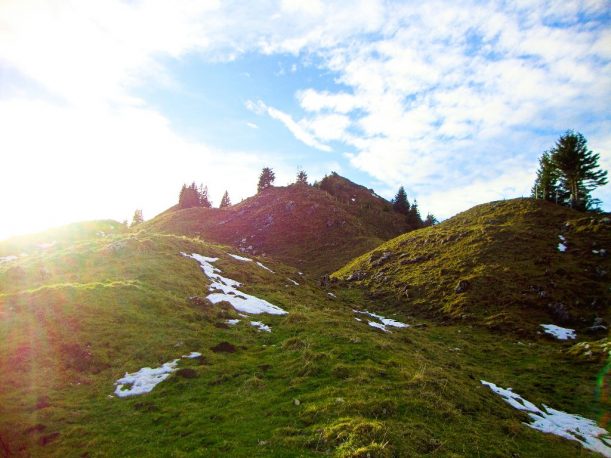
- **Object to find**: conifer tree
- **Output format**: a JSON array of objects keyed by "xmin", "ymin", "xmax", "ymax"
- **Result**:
[
  {"xmin": 296, "ymin": 170, "xmax": 308, "ymax": 185},
  {"xmin": 187, "ymin": 182, "xmax": 199, "ymax": 208},
  {"xmin": 257, "ymin": 167, "xmax": 275, "ymax": 192},
  {"xmin": 131, "ymin": 209, "xmax": 143, "ymax": 227},
  {"xmin": 392, "ymin": 186, "xmax": 410, "ymax": 215},
  {"xmin": 220, "ymin": 190, "xmax": 231, "ymax": 208},
  {"xmin": 199, "ymin": 184, "xmax": 212, "ymax": 208},
  {"xmin": 549, "ymin": 131, "xmax": 608, "ymax": 210},
  {"xmin": 406, "ymin": 199, "xmax": 423, "ymax": 228},
  {"xmin": 531, "ymin": 151, "xmax": 559, "ymax": 202},
  {"xmin": 422, "ymin": 213, "xmax": 438, "ymax": 227}
]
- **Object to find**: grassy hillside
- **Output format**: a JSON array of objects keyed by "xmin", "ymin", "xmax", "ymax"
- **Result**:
[
  {"xmin": 0, "ymin": 223, "xmax": 609, "ymax": 457},
  {"xmin": 0, "ymin": 220, "xmax": 127, "ymax": 258},
  {"xmin": 333, "ymin": 198, "xmax": 611, "ymax": 335},
  {"xmin": 143, "ymin": 175, "xmax": 407, "ymax": 276}
]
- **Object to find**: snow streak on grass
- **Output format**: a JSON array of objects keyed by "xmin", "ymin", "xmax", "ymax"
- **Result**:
[
  {"xmin": 114, "ymin": 360, "xmax": 179, "ymax": 398},
  {"xmin": 481, "ymin": 381, "xmax": 611, "ymax": 457},
  {"xmin": 182, "ymin": 252, "xmax": 287, "ymax": 315},
  {"xmin": 540, "ymin": 324, "xmax": 576, "ymax": 340},
  {"xmin": 353, "ymin": 309, "xmax": 409, "ymax": 332}
]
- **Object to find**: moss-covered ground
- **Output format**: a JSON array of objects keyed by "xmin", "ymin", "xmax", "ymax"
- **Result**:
[
  {"xmin": 0, "ymin": 221, "xmax": 608, "ymax": 457},
  {"xmin": 334, "ymin": 198, "xmax": 611, "ymax": 335}
]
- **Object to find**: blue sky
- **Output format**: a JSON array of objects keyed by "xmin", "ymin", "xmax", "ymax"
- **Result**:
[{"xmin": 0, "ymin": 0, "xmax": 609, "ymax": 239}]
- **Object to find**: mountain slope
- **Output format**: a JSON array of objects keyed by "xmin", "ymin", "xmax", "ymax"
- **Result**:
[
  {"xmin": 0, "ymin": 223, "xmax": 609, "ymax": 457},
  {"xmin": 144, "ymin": 175, "xmax": 408, "ymax": 276},
  {"xmin": 333, "ymin": 198, "xmax": 611, "ymax": 335}
]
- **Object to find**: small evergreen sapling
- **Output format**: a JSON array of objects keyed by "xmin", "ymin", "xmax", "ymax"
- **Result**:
[{"xmin": 131, "ymin": 209, "xmax": 143, "ymax": 227}]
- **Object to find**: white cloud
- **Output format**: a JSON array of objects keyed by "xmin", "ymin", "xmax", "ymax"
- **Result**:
[
  {"xmin": 297, "ymin": 89, "xmax": 360, "ymax": 113},
  {"xmin": 0, "ymin": 0, "xmax": 219, "ymax": 105},
  {"xmin": 246, "ymin": 99, "xmax": 333, "ymax": 152},
  {"xmin": 0, "ymin": 0, "xmax": 609, "ymax": 239},
  {"xmin": 290, "ymin": 0, "xmax": 610, "ymax": 213}
]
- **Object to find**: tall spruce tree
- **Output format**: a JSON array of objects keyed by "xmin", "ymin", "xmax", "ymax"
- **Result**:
[
  {"xmin": 220, "ymin": 190, "xmax": 231, "ymax": 208},
  {"xmin": 257, "ymin": 167, "xmax": 275, "ymax": 192},
  {"xmin": 392, "ymin": 186, "xmax": 410, "ymax": 215},
  {"xmin": 178, "ymin": 182, "xmax": 202, "ymax": 208},
  {"xmin": 531, "ymin": 151, "xmax": 559, "ymax": 202},
  {"xmin": 549, "ymin": 131, "xmax": 608, "ymax": 210},
  {"xmin": 406, "ymin": 199, "xmax": 423, "ymax": 228},
  {"xmin": 199, "ymin": 184, "xmax": 212, "ymax": 208},
  {"xmin": 178, "ymin": 184, "xmax": 188, "ymax": 208}
]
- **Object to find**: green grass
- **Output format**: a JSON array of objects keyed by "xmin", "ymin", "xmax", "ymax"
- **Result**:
[
  {"xmin": 0, "ymin": 223, "xmax": 608, "ymax": 457},
  {"xmin": 333, "ymin": 198, "xmax": 611, "ymax": 334}
]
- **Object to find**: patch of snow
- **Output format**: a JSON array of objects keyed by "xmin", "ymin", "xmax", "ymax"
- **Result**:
[
  {"xmin": 481, "ymin": 381, "xmax": 611, "ymax": 457},
  {"xmin": 351, "ymin": 197, "xmax": 356, "ymax": 202},
  {"xmin": 298, "ymin": 271, "xmax": 303, "ymax": 275},
  {"xmin": 226, "ymin": 319, "xmax": 241, "ymax": 326},
  {"xmin": 557, "ymin": 235, "xmax": 567, "ymax": 252},
  {"xmin": 287, "ymin": 278, "xmax": 299, "ymax": 286},
  {"xmin": 182, "ymin": 352, "xmax": 202, "ymax": 359},
  {"xmin": 354, "ymin": 309, "xmax": 409, "ymax": 332},
  {"xmin": 182, "ymin": 252, "xmax": 287, "ymax": 315},
  {"xmin": 367, "ymin": 321, "xmax": 390, "ymax": 332},
  {"xmin": 37, "ymin": 241, "xmax": 57, "ymax": 249},
  {"xmin": 114, "ymin": 360, "xmax": 179, "ymax": 397},
  {"xmin": 250, "ymin": 321, "xmax": 271, "ymax": 332},
  {"xmin": 354, "ymin": 317, "xmax": 362, "ymax": 322},
  {"xmin": 229, "ymin": 253, "xmax": 253, "ymax": 262},
  {"xmin": 540, "ymin": 324, "xmax": 576, "ymax": 340},
  {"xmin": 256, "ymin": 261, "xmax": 274, "ymax": 273},
  {"xmin": 328, "ymin": 292, "xmax": 337, "ymax": 298},
  {"xmin": 0, "ymin": 255, "xmax": 18, "ymax": 264}
]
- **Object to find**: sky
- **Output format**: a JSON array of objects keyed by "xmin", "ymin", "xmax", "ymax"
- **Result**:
[{"xmin": 0, "ymin": 0, "xmax": 609, "ymax": 240}]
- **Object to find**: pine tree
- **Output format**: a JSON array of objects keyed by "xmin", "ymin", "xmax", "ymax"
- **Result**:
[
  {"xmin": 257, "ymin": 167, "xmax": 275, "ymax": 192},
  {"xmin": 392, "ymin": 186, "xmax": 410, "ymax": 215},
  {"xmin": 220, "ymin": 190, "xmax": 231, "ymax": 208},
  {"xmin": 296, "ymin": 170, "xmax": 308, "ymax": 185},
  {"xmin": 187, "ymin": 182, "xmax": 199, "ymax": 208},
  {"xmin": 131, "ymin": 209, "xmax": 143, "ymax": 227},
  {"xmin": 178, "ymin": 184, "xmax": 187, "ymax": 208},
  {"xmin": 199, "ymin": 184, "xmax": 212, "ymax": 208},
  {"xmin": 549, "ymin": 131, "xmax": 608, "ymax": 210},
  {"xmin": 422, "ymin": 213, "xmax": 438, "ymax": 227},
  {"xmin": 406, "ymin": 199, "xmax": 423, "ymax": 228},
  {"xmin": 531, "ymin": 151, "xmax": 559, "ymax": 202}
]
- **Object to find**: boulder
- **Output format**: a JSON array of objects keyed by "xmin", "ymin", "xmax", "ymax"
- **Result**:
[
  {"xmin": 370, "ymin": 251, "xmax": 393, "ymax": 267},
  {"xmin": 346, "ymin": 271, "xmax": 366, "ymax": 281}
]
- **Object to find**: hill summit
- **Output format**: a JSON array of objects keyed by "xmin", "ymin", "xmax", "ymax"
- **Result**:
[
  {"xmin": 145, "ymin": 173, "xmax": 409, "ymax": 276},
  {"xmin": 333, "ymin": 198, "xmax": 611, "ymax": 335}
]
